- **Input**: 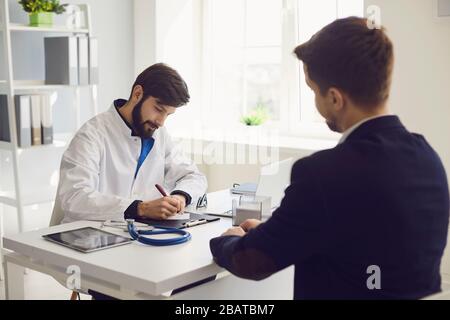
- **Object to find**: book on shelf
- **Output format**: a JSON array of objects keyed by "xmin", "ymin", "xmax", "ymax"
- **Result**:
[
  {"xmin": 77, "ymin": 36, "xmax": 89, "ymax": 85},
  {"xmin": 14, "ymin": 95, "xmax": 32, "ymax": 148},
  {"xmin": 44, "ymin": 35, "xmax": 98, "ymax": 85},
  {"xmin": 44, "ymin": 36, "xmax": 79, "ymax": 85},
  {"xmin": 0, "ymin": 94, "xmax": 54, "ymax": 148},
  {"xmin": 40, "ymin": 94, "xmax": 53, "ymax": 145},
  {"xmin": 30, "ymin": 95, "xmax": 42, "ymax": 145},
  {"xmin": 0, "ymin": 95, "xmax": 11, "ymax": 142},
  {"xmin": 88, "ymin": 37, "xmax": 99, "ymax": 85}
]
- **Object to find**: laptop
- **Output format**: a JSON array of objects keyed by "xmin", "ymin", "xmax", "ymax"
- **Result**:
[
  {"xmin": 254, "ymin": 158, "xmax": 293, "ymax": 209},
  {"xmin": 196, "ymin": 158, "xmax": 293, "ymax": 217}
]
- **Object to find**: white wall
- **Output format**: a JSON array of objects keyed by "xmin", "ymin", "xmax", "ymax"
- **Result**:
[
  {"xmin": 68, "ymin": 0, "xmax": 135, "ymax": 113},
  {"xmin": 132, "ymin": 0, "xmax": 326, "ymax": 191},
  {"xmin": 136, "ymin": 0, "xmax": 450, "ymax": 191},
  {"xmin": 365, "ymin": 0, "xmax": 450, "ymax": 183},
  {"xmin": 4, "ymin": 0, "xmax": 135, "ymax": 127},
  {"xmin": 134, "ymin": 0, "xmax": 156, "ymax": 77},
  {"xmin": 364, "ymin": 0, "xmax": 450, "ymax": 287},
  {"xmin": 2, "ymin": 0, "xmax": 449, "ymax": 229},
  {"xmin": 0, "ymin": 0, "xmax": 135, "ymax": 234}
]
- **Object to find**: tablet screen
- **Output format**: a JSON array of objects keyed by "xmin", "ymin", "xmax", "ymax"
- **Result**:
[{"xmin": 43, "ymin": 227, "xmax": 132, "ymax": 253}]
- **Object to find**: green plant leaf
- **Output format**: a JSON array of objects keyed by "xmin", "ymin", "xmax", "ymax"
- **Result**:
[
  {"xmin": 240, "ymin": 104, "xmax": 269, "ymax": 126},
  {"xmin": 18, "ymin": 0, "xmax": 67, "ymax": 14}
]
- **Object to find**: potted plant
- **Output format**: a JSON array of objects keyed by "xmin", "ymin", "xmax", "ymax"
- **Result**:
[
  {"xmin": 240, "ymin": 103, "xmax": 269, "ymax": 126},
  {"xmin": 18, "ymin": 0, "xmax": 68, "ymax": 27}
]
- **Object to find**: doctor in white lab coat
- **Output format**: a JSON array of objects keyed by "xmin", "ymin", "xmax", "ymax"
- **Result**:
[{"xmin": 54, "ymin": 63, "xmax": 207, "ymax": 224}]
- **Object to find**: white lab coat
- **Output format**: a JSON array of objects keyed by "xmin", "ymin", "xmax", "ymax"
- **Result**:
[{"xmin": 55, "ymin": 103, "xmax": 207, "ymax": 224}]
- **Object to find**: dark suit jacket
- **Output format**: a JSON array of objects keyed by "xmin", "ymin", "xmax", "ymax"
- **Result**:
[{"xmin": 210, "ymin": 116, "xmax": 449, "ymax": 299}]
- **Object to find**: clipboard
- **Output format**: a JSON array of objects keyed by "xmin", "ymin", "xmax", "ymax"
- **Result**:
[{"xmin": 135, "ymin": 213, "xmax": 220, "ymax": 229}]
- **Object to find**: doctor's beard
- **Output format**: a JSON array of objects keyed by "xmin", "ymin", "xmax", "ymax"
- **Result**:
[{"xmin": 132, "ymin": 99, "xmax": 158, "ymax": 138}]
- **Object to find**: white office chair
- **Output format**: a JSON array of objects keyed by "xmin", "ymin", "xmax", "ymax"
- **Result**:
[
  {"xmin": 49, "ymin": 192, "xmax": 65, "ymax": 227},
  {"xmin": 423, "ymin": 289, "xmax": 450, "ymax": 300}
]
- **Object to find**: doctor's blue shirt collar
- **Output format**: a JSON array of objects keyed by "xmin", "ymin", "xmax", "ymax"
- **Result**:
[
  {"xmin": 113, "ymin": 98, "xmax": 141, "ymax": 137},
  {"xmin": 112, "ymin": 99, "xmax": 156, "ymax": 179}
]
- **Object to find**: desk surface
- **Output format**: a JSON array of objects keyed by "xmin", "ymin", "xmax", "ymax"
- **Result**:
[{"xmin": 3, "ymin": 190, "xmax": 234, "ymax": 296}]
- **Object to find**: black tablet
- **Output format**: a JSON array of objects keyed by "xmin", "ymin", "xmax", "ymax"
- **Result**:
[{"xmin": 43, "ymin": 227, "xmax": 133, "ymax": 253}]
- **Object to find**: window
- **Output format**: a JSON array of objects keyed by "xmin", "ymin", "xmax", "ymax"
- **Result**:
[
  {"xmin": 156, "ymin": 0, "xmax": 364, "ymax": 140},
  {"xmin": 295, "ymin": 0, "xmax": 364, "ymax": 137},
  {"xmin": 204, "ymin": 0, "xmax": 282, "ymax": 125}
]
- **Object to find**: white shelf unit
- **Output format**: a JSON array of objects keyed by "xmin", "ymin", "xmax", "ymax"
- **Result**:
[
  {"xmin": 0, "ymin": 79, "xmax": 93, "ymax": 92},
  {"xmin": 8, "ymin": 22, "xmax": 89, "ymax": 33},
  {"xmin": 0, "ymin": 0, "xmax": 98, "ymax": 235}
]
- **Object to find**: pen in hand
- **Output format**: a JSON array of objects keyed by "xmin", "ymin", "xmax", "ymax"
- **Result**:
[
  {"xmin": 155, "ymin": 183, "xmax": 182, "ymax": 214},
  {"xmin": 155, "ymin": 183, "xmax": 168, "ymax": 197}
]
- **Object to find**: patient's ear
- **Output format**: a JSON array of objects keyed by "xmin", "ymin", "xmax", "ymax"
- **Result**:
[{"xmin": 328, "ymin": 87, "xmax": 344, "ymax": 112}]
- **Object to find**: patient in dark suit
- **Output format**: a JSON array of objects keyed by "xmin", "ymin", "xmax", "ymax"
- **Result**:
[{"xmin": 210, "ymin": 17, "xmax": 449, "ymax": 299}]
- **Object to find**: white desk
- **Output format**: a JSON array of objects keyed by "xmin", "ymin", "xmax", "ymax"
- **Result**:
[{"xmin": 2, "ymin": 190, "xmax": 294, "ymax": 300}]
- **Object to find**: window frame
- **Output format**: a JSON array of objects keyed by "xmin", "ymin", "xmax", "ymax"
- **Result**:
[
  {"xmin": 200, "ymin": 0, "xmax": 341, "ymax": 140},
  {"xmin": 149, "ymin": 0, "xmax": 363, "ymax": 142}
]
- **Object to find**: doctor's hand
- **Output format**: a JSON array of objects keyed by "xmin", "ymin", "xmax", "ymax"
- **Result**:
[
  {"xmin": 170, "ymin": 195, "xmax": 186, "ymax": 214},
  {"xmin": 137, "ymin": 197, "xmax": 180, "ymax": 220},
  {"xmin": 240, "ymin": 219, "xmax": 263, "ymax": 232}
]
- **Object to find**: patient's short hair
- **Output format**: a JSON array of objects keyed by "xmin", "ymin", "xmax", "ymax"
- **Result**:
[{"xmin": 294, "ymin": 17, "xmax": 394, "ymax": 108}]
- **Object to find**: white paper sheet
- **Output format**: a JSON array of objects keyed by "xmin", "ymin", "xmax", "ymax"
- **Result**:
[{"xmin": 166, "ymin": 213, "xmax": 191, "ymax": 220}]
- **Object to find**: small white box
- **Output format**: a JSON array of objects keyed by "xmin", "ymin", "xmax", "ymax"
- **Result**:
[{"xmin": 232, "ymin": 196, "xmax": 271, "ymax": 226}]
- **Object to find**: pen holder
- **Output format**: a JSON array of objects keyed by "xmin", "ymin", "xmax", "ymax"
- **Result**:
[{"xmin": 232, "ymin": 195, "xmax": 271, "ymax": 226}]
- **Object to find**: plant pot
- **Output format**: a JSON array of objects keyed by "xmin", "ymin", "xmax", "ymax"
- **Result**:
[
  {"xmin": 29, "ymin": 12, "xmax": 53, "ymax": 27},
  {"xmin": 239, "ymin": 123, "xmax": 266, "ymax": 139}
]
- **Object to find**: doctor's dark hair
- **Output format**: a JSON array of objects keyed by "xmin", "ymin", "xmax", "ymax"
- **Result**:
[
  {"xmin": 130, "ymin": 63, "xmax": 190, "ymax": 107},
  {"xmin": 294, "ymin": 17, "xmax": 394, "ymax": 108}
]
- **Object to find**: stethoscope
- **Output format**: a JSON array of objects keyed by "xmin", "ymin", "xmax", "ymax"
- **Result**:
[{"xmin": 126, "ymin": 219, "xmax": 191, "ymax": 246}]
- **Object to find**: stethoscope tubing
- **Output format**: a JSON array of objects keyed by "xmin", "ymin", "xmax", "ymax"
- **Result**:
[{"xmin": 127, "ymin": 220, "xmax": 191, "ymax": 246}]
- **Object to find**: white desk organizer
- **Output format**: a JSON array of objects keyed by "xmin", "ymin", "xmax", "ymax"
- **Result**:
[{"xmin": 232, "ymin": 195, "xmax": 271, "ymax": 226}]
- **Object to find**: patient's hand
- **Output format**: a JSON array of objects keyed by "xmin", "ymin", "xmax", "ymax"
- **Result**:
[
  {"xmin": 221, "ymin": 227, "xmax": 246, "ymax": 237},
  {"xmin": 240, "ymin": 219, "xmax": 263, "ymax": 232}
]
